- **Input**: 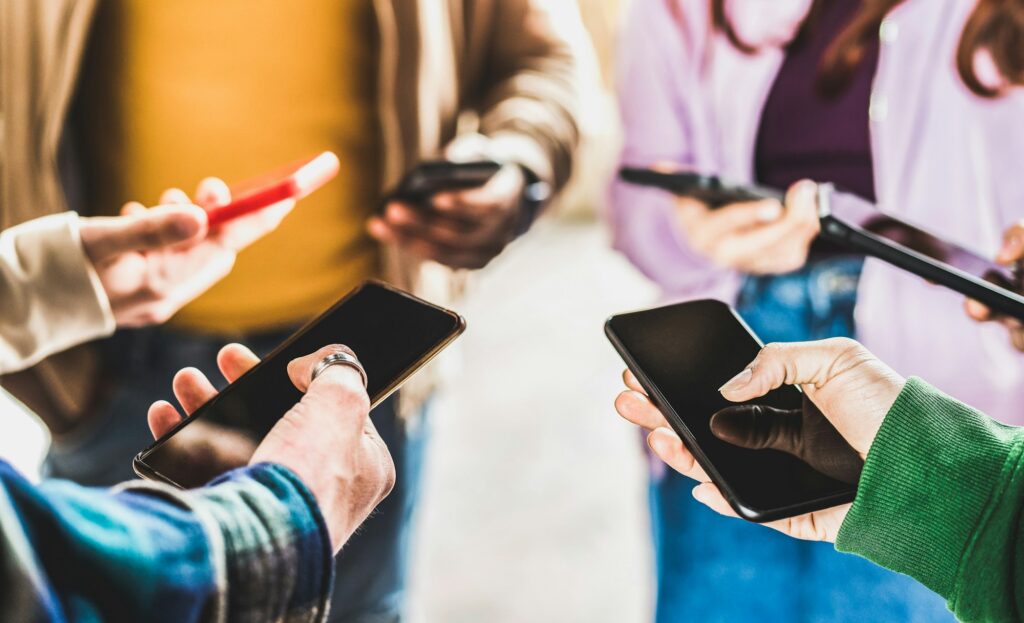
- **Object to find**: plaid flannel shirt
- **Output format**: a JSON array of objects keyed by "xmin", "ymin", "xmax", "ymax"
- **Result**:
[{"xmin": 0, "ymin": 460, "xmax": 333, "ymax": 622}]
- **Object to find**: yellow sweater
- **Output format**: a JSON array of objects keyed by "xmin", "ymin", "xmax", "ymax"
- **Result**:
[{"xmin": 78, "ymin": 0, "xmax": 381, "ymax": 334}]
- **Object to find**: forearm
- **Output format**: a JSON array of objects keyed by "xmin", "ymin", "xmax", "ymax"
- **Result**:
[
  {"xmin": 835, "ymin": 378, "xmax": 1024, "ymax": 621},
  {"xmin": 0, "ymin": 461, "xmax": 332, "ymax": 623},
  {"xmin": 609, "ymin": 0, "xmax": 741, "ymax": 301},
  {"xmin": 0, "ymin": 212, "xmax": 114, "ymax": 374},
  {"xmin": 118, "ymin": 464, "xmax": 334, "ymax": 622},
  {"xmin": 608, "ymin": 179, "xmax": 742, "ymax": 301},
  {"xmin": 473, "ymin": 1, "xmax": 582, "ymax": 193}
]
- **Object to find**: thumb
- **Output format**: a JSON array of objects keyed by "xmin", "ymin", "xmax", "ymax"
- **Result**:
[
  {"xmin": 81, "ymin": 204, "xmax": 208, "ymax": 262},
  {"xmin": 195, "ymin": 177, "xmax": 232, "ymax": 209},
  {"xmin": 718, "ymin": 338, "xmax": 866, "ymax": 402},
  {"xmin": 710, "ymin": 405, "xmax": 802, "ymax": 455}
]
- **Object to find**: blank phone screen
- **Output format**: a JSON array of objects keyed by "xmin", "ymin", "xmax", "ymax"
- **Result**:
[
  {"xmin": 607, "ymin": 300, "xmax": 853, "ymax": 520},
  {"xmin": 138, "ymin": 282, "xmax": 463, "ymax": 488}
]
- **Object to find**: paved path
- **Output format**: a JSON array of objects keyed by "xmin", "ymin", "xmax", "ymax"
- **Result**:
[{"xmin": 408, "ymin": 218, "xmax": 657, "ymax": 622}]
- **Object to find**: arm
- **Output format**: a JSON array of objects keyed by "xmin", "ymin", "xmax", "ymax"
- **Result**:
[
  {"xmin": 616, "ymin": 338, "xmax": 1024, "ymax": 620},
  {"xmin": 0, "ymin": 213, "xmax": 114, "ymax": 374},
  {"xmin": 368, "ymin": 0, "xmax": 584, "ymax": 269},
  {"xmin": 0, "ymin": 180, "xmax": 292, "ymax": 376},
  {"xmin": 835, "ymin": 378, "xmax": 1024, "ymax": 622},
  {"xmin": 466, "ymin": 0, "xmax": 583, "ymax": 194},
  {"xmin": 608, "ymin": 0, "xmax": 742, "ymax": 301},
  {"xmin": 0, "ymin": 460, "xmax": 331, "ymax": 623}
]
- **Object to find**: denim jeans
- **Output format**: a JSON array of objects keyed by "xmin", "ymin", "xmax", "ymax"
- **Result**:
[
  {"xmin": 650, "ymin": 256, "xmax": 953, "ymax": 622},
  {"xmin": 43, "ymin": 326, "xmax": 427, "ymax": 623}
]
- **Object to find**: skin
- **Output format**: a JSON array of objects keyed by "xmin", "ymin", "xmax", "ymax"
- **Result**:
[
  {"xmin": 964, "ymin": 220, "xmax": 1024, "ymax": 351},
  {"xmin": 672, "ymin": 177, "xmax": 820, "ymax": 275},
  {"xmin": 79, "ymin": 178, "xmax": 294, "ymax": 327},
  {"xmin": 148, "ymin": 344, "xmax": 396, "ymax": 553},
  {"xmin": 367, "ymin": 161, "xmax": 526, "ymax": 270},
  {"xmin": 614, "ymin": 338, "xmax": 905, "ymax": 542}
]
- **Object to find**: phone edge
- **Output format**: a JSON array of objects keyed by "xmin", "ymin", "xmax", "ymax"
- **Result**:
[{"xmin": 134, "ymin": 280, "xmax": 466, "ymax": 485}]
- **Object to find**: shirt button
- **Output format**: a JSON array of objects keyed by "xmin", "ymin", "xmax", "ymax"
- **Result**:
[
  {"xmin": 879, "ymin": 19, "xmax": 899, "ymax": 44},
  {"xmin": 869, "ymin": 94, "xmax": 889, "ymax": 122}
]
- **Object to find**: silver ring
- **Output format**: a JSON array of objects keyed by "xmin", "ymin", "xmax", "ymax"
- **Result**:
[{"xmin": 311, "ymin": 352, "xmax": 368, "ymax": 388}]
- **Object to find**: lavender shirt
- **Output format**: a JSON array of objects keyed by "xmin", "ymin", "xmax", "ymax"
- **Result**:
[{"xmin": 610, "ymin": 0, "xmax": 1024, "ymax": 423}]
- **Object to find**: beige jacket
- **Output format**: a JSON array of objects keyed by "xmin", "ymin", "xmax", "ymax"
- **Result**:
[
  {"xmin": 0, "ymin": 212, "xmax": 114, "ymax": 375},
  {"xmin": 0, "ymin": 0, "xmax": 583, "ymax": 428}
]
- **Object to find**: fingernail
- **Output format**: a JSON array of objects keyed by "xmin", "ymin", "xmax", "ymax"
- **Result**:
[
  {"xmin": 998, "ymin": 234, "xmax": 1024, "ymax": 263},
  {"xmin": 718, "ymin": 368, "xmax": 752, "ymax": 393},
  {"xmin": 756, "ymin": 202, "xmax": 783, "ymax": 223},
  {"xmin": 433, "ymin": 194, "xmax": 455, "ymax": 210},
  {"xmin": 692, "ymin": 485, "xmax": 709, "ymax": 503},
  {"xmin": 647, "ymin": 428, "xmax": 671, "ymax": 455}
]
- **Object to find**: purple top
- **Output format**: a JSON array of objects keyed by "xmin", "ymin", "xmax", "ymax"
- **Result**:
[
  {"xmin": 610, "ymin": 0, "xmax": 1024, "ymax": 424},
  {"xmin": 755, "ymin": 0, "xmax": 878, "ymax": 203}
]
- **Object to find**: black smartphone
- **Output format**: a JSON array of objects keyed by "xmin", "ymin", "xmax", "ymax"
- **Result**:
[
  {"xmin": 605, "ymin": 299, "xmax": 855, "ymax": 522},
  {"xmin": 134, "ymin": 281, "xmax": 466, "ymax": 488},
  {"xmin": 619, "ymin": 167, "xmax": 784, "ymax": 208},
  {"xmin": 385, "ymin": 159, "xmax": 503, "ymax": 205},
  {"xmin": 817, "ymin": 185, "xmax": 1024, "ymax": 321}
]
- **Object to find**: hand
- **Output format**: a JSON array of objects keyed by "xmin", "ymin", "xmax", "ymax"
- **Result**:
[
  {"xmin": 614, "ymin": 338, "xmax": 905, "ymax": 542},
  {"xmin": 965, "ymin": 221, "xmax": 1024, "ymax": 351},
  {"xmin": 674, "ymin": 179, "xmax": 820, "ymax": 275},
  {"xmin": 710, "ymin": 399, "xmax": 863, "ymax": 485},
  {"xmin": 79, "ymin": 178, "xmax": 293, "ymax": 327},
  {"xmin": 368, "ymin": 163, "xmax": 525, "ymax": 270},
  {"xmin": 149, "ymin": 344, "xmax": 396, "ymax": 553}
]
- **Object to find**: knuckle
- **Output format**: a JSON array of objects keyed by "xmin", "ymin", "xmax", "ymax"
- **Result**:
[
  {"xmin": 136, "ymin": 218, "xmax": 167, "ymax": 248},
  {"xmin": 761, "ymin": 342, "xmax": 785, "ymax": 358}
]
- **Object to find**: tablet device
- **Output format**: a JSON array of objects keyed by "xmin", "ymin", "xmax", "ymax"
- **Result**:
[
  {"xmin": 618, "ymin": 167, "xmax": 783, "ymax": 208},
  {"xmin": 606, "ymin": 299, "xmax": 855, "ymax": 522},
  {"xmin": 134, "ymin": 281, "xmax": 465, "ymax": 488},
  {"xmin": 816, "ymin": 184, "xmax": 1024, "ymax": 320}
]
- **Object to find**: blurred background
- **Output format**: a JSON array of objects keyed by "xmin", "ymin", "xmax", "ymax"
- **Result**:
[{"xmin": 0, "ymin": 1, "xmax": 667, "ymax": 620}]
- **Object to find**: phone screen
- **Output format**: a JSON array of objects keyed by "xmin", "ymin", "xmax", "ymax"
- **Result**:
[
  {"xmin": 136, "ymin": 282, "xmax": 464, "ymax": 488},
  {"xmin": 828, "ymin": 192, "xmax": 1019, "ymax": 289},
  {"xmin": 606, "ymin": 300, "xmax": 853, "ymax": 521}
]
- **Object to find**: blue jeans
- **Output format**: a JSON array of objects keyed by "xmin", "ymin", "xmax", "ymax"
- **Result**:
[
  {"xmin": 43, "ymin": 326, "xmax": 427, "ymax": 623},
  {"xmin": 650, "ymin": 257, "xmax": 953, "ymax": 622}
]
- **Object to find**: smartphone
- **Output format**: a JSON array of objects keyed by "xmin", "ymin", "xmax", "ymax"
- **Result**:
[
  {"xmin": 605, "ymin": 299, "xmax": 855, "ymax": 522},
  {"xmin": 618, "ymin": 167, "xmax": 783, "ymax": 208},
  {"xmin": 817, "ymin": 185, "xmax": 1024, "ymax": 320},
  {"xmin": 204, "ymin": 151, "xmax": 341, "ymax": 227},
  {"xmin": 384, "ymin": 160, "xmax": 503, "ymax": 205},
  {"xmin": 134, "ymin": 281, "xmax": 466, "ymax": 488}
]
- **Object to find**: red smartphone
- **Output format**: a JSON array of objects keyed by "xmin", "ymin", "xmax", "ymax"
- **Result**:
[{"xmin": 204, "ymin": 151, "xmax": 341, "ymax": 227}]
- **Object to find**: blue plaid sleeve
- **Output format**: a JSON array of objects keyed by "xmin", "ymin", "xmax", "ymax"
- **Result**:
[{"xmin": 0, "ymin": 460, "xmax": 332, "ymax": 623}]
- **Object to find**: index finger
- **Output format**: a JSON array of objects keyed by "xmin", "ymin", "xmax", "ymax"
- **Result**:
[
  {"xmin": 719, "ymin": 338, "xmax": 868, "ymax": 402},
  {"xmin": 681, "ymin": 198, "xmax": 784, "ymax": 244},
  {"xmin": 431, "ymin": 164, "xmax": 521, "ymax": 218}
]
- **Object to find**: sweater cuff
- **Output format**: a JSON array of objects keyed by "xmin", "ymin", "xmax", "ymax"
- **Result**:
[
  {"xmin": 0, "ymin": 212, "xmax": 115, "ymax": 373},
  {"xmin": 835, "ymin": 377, "xmax": 1020, "ymax": 599}
]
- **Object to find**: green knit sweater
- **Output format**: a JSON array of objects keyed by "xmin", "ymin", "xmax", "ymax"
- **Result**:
[{"xmin": 835, "ymin": 377, "xmax": 1024, "ymax": 622}]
